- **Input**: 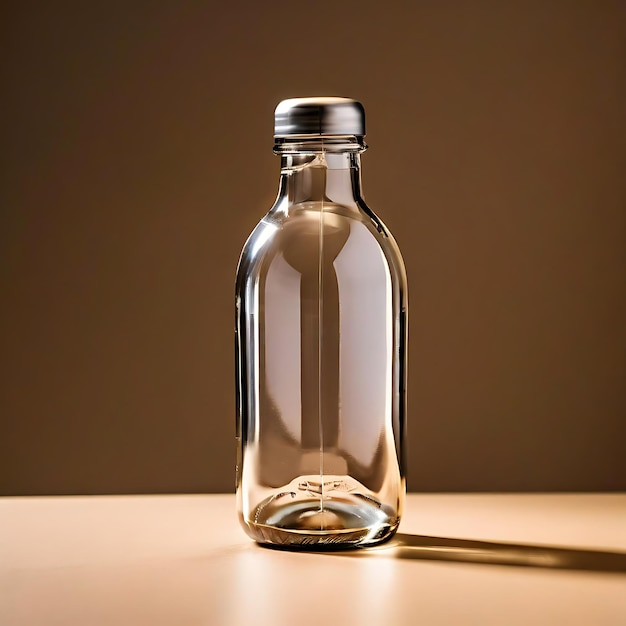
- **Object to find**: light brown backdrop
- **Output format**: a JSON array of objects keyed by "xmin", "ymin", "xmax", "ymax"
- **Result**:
[{"xmin": 1, "ymin": 1, "xmax": 625, "ymax": 494}]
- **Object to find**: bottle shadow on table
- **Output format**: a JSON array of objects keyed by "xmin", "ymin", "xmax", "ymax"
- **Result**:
[{"xmin": 329, "ymin": 533, "xmax": 626, "ymax": 574}]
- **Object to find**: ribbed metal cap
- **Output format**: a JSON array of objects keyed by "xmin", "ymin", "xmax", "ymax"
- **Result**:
[{"xmin": 274, "ymin": 97, "xmax": 365, "ymax": 138}]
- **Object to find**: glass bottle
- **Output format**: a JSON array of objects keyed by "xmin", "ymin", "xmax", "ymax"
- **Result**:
[{"xmin": 235, "ymin": 97, "xmax": 407, "ymax": 548}]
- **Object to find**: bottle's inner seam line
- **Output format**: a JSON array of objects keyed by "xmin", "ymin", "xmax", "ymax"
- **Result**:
[{"xmin": 317, "ymin": 147, "xmax": 325, "ymax": 522}]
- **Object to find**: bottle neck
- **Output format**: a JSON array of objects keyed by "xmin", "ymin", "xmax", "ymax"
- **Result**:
[{"xmin": 273, "ymin": 137, "xmax": 366, "ymax": 210}]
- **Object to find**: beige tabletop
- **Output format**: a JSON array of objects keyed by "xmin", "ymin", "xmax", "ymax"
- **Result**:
[{"xmin": 1, "ymin": 494, "xmax": 625, "ymax": 625}]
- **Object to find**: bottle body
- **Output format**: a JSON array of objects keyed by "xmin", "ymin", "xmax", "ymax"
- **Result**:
[{"xmin": 236, "ymin": 145, "xmax": 407, "ymax": 548}]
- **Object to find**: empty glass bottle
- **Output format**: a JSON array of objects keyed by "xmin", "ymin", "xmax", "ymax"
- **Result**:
[{"xmin": 235, "ymin": 97, "xmax": 407, "ymax": 548}]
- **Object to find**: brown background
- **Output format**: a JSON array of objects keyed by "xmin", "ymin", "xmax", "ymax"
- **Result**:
[{"xmin": 1, "ymin": 1, "xmax": 624, "ymax": 495}]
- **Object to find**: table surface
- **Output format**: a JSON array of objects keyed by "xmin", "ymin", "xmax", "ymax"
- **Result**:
[{"xmin": 2, "ymin": 494, "xmax": 625, "ymax": 625}]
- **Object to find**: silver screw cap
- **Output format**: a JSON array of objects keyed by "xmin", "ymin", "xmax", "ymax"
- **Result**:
[{"xmin": 274, "ymin": 97, "xmax": 366, "ymax": 138}]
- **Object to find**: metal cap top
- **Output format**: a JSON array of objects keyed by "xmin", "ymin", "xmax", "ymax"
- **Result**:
[{"xmin": 274, "ymin": 97, "xmax": 365, "ymax": 138}]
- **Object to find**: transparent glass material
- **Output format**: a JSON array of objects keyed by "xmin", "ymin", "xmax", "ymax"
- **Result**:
[{"xmin": 235, "ymin": 137, "xmax": 407, "ymax": 548}]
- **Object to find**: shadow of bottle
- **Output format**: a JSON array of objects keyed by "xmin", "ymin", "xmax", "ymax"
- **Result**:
[{"xmin": 326, "ymin": 533, "xmax": 626, "ymax": 574}]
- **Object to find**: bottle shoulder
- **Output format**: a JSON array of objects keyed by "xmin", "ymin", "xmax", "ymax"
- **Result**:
[{"xmin": 236, "ymin": 200, "xmax": 406, "ymax": 290}]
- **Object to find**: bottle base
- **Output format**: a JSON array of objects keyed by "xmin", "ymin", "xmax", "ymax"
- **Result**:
[
  {"xmin": 246, "ymin": 519, "xmax": 399, "ymax": 549},
  {"xmin": 242, "ymin": 480, "xmax": 400, "ymax": 548}
]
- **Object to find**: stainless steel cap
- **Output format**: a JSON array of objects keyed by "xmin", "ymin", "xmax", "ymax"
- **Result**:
[{"xmin": 274, "ymin": 97, "xmax": 365, "ymax": 138}]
